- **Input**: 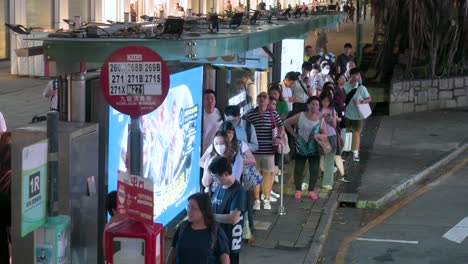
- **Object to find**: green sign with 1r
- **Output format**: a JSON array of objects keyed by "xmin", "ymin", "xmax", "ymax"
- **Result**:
[{"xmin": 21, "ymin": 139, "xmax": 48, "ymax": 237}]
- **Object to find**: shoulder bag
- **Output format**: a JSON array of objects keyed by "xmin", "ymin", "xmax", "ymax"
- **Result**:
[
  {"xmin": 316, "ymin": 118, "xmax": 332, "ymax": 155},
  {"xmin": 356, "ymin": 86, "xmax": 372, "ymax": 119},
  {"xmin": 242, "ymin": 164, "xmax": 263, "ymax": 190}
]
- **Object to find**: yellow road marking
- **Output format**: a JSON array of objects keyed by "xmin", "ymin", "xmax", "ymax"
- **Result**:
[{"xmin": 335, "ymin": 158, "xmax": 468, "ymax": 264}]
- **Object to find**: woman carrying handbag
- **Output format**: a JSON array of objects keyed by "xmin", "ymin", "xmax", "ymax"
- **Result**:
[{"xmin": 284, "ymin": 96, "xmax": 328, "ymax": 201}]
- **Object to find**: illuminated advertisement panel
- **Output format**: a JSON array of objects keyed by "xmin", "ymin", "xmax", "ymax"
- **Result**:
[
  {"xmin": 108, "ymin": 66, "xmax": 203, "ymax": 226},
  {"xmin": 281, "ymin": 39, "xmax": 305, "ymax": 79}
]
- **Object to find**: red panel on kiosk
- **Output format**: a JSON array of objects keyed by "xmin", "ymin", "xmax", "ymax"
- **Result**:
[
  {"xmin": 117, "ymin": 172, "xmax": 154, "ymax": 226},
  {"xmin": 100, "ymin": 45, "xmax": 170, "ymax": 118},
  {"xmin": 105, "ymin": 220, "xmax": 164, "ymax": 264}
]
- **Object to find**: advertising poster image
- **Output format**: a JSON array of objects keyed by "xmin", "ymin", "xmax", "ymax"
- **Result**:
[
  {"xmin": 108, "ymin": 66, "xmax": 203, "ymax": 226},
  {"xmin": 281, "ymin": 39, "xmax": 305, "ymax": 80}
]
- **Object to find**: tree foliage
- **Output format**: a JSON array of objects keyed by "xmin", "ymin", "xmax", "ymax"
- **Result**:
[{"xmin": 372, "ymin": 0, "xmax": 468, "ymax": 80}]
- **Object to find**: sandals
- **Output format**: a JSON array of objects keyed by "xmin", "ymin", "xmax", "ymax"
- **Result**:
[
  {"xmin": 308, "ymin": 191, "xmax": 318, "ymax": 201},
  {"xmin": 294, "ymin": 191, "xmax": 301, "ymax": 200}
]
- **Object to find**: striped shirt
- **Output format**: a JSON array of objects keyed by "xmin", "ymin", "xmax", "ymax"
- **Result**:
[{"xmin": 245, "ymin": 108, "xmax": 284, "ymax": 155}]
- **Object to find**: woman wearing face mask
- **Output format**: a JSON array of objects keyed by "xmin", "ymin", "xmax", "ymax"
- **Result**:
[
  {"xmin": 312, "ymin": 63, "xmax": 334, "ymax": 96},
  {"xmin": 202, "ymin": 130, "xmax": 243, "ymax": 193},
  {"xmin": 219, "ymin": 121, "xmax": 257, "ymax": 245},
  {"xmin": 284, "ymin": 97, "xmax": 328, "ymax": 201}
]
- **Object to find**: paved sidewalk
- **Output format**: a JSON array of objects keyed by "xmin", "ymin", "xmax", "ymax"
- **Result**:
[
  {"xmin": 0, "ymin": 61, "xmax": 50, "ymax": 129},
  {"xmin": 355, "ymin": 108, "xmax": 468, "ymax": 208}
]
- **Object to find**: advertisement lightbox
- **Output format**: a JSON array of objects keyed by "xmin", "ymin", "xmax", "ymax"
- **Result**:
[
  {"xmin": 281, "ymin": 39, "xmax": 305, "ymax": 79},
  {"xmin": 108, "ymin": 66, "xmax": 203, "ymax": 226}
]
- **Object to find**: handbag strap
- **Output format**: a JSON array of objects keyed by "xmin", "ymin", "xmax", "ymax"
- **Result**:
[
  {"xmin": 269, "ymin": 110, "xmax": 277, "ymax": 128},
  {"xmin": 297, "ymin": 79, "xmax": 309, "ymax": 95},
  {"xmin": 345, "ymin": 84, "xmax": 359, "ymax": 106}
]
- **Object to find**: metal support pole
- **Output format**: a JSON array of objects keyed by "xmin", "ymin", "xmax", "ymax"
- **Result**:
[
  {"xmin": 47, "ymin": 111, "xmax": 59, "ymax": 217},
  {"xmin": 277, "ymin": 143, "xmax": 286, "ymax": 216},
  {"xmin": 356, "ymin": 0, "xmax": 363, "ymax": 67},
  {"xmin": 129, "ymin": 117, "xmax": 143, "ymax": 176}
]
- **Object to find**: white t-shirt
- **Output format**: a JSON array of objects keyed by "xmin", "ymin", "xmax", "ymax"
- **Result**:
[
  {"xmin": 0, "ymin": 112, "xmax": 6, "ymax": 133},
  {"xmin": 202, "ymin": 108, "xmax": 223, "ymax": 154},
  {"xmin": 292, "ymin": 80, "xmax": 311, "ymax": 103},
  {"xmin": 279, "ymin": 81, "xmax": 293, "ymax": 111}
]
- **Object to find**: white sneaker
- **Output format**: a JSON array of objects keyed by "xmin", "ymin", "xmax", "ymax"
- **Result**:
[
  {"xmin": 261, "ymin": 194, "xmax": 277, "ymax": 202},
  {"xmin": 274, "ymin": 175, "xmax": 279, "ymax": 183},
  {"xmin": 270, "ymin": 190, "xmax": 280, "ymax": 198},
  {"xmin": 333, "ymin": 167, "xmax": 338, "ymax": 173},
  {"xmin": 353, "ymin": 152, "xmax": 360, "ymax": 162},
  {"xmin": 263, "ymin": 200, "xmax": 271, "ymax": 210},
  {"xmin": 253, "ymin": 199, "xmax": 261, "ymax": 211}
]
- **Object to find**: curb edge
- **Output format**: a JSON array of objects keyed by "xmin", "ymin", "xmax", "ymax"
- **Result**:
[
  {"xmin": 372, "ymin": 141, "xmax": 468, "ymax": 208},
  {"xmin": 303, "ymin": 190, "xmax": 339, "ymax": 264}
]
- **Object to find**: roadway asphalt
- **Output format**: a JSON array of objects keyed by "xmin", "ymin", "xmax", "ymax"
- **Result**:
[{"xmin": 322, "ymin": 151, "xmax": 468, "ymax": 264}]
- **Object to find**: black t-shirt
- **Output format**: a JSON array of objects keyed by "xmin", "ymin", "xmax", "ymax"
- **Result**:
[
  {"xmin": 212, "ymin": 181, "xmax": 246, "ymax": 254},
  {"xmin": 172, "ymin": 221, "xmax": 230, "ymax": 264},
  {"xmin": 336, "ymin": 54, "xmax": 354, "ymax": 73},
  {"xmin": 0, "ymin": 192, "xmax": 10, "ymax": 263}
]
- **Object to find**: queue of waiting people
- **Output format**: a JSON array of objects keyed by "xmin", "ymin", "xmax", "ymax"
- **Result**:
[{"xmin": 171, "ymin": 41, "xmax": 372, "ymax": 263}]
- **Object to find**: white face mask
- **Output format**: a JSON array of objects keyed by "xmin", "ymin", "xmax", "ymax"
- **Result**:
[
  {"xmin": 214, "ymin": 144, "xmax": 226, "ymax": 155},
  {"xmin": 322, "ymin": 68, "xmax": 330, "ymax": 75}
]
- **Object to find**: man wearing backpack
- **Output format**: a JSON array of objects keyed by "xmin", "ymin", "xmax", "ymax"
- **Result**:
[
  {"xmin": 224, "ymin": 105, "xmax": 258, "ymax": 152},
  {"xmin": 209, "ymin": 156, "xmax": 247, "ymax": 264}
]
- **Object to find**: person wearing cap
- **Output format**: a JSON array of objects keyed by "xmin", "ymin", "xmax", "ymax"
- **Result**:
[
  {"xmin": 279, "ymin": 72, "xmax": 300, "ymax": 112},
  {"xmin": 224, "ymin": 105, "xmax": 258, "ymax": 152},
  {"xmin": 323, "ymin": 52, "xmax": 337, "ymax": 75},
  {"xmin": 244, "ymin": 92, "xmax": 285, "ymax": 210}
]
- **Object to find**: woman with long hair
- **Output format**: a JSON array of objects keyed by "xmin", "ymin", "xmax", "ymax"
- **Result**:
[
  {"xmin": 218, "ymin": 121, "xmax": 256, "ymax": 166},
  {"xmin": 284, "ymin": 96, "xmax": 328, "ymax": 200},
  {"xmin": 267, "ymin": 84, "xmax": 288, "ymax": 120},
  {"xmin": 167, "ymin": 192, "xmax": 230, "ymax": 264},
  {"xmin": 202, "ymin": 130, "xmax": 243, "ymax": 193},
  {"xmin": 219, "ymin": 121, "xmax": 257, "ymax": 245},
  {"xmin": 319, "ymin": 92, "xmax": 338, "ymax": 190}
]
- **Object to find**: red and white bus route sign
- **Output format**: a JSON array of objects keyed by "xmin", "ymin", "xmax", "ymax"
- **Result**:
[{"xmin": 100, "ymin": 46, "xmax": 170, "ymax": 118}]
